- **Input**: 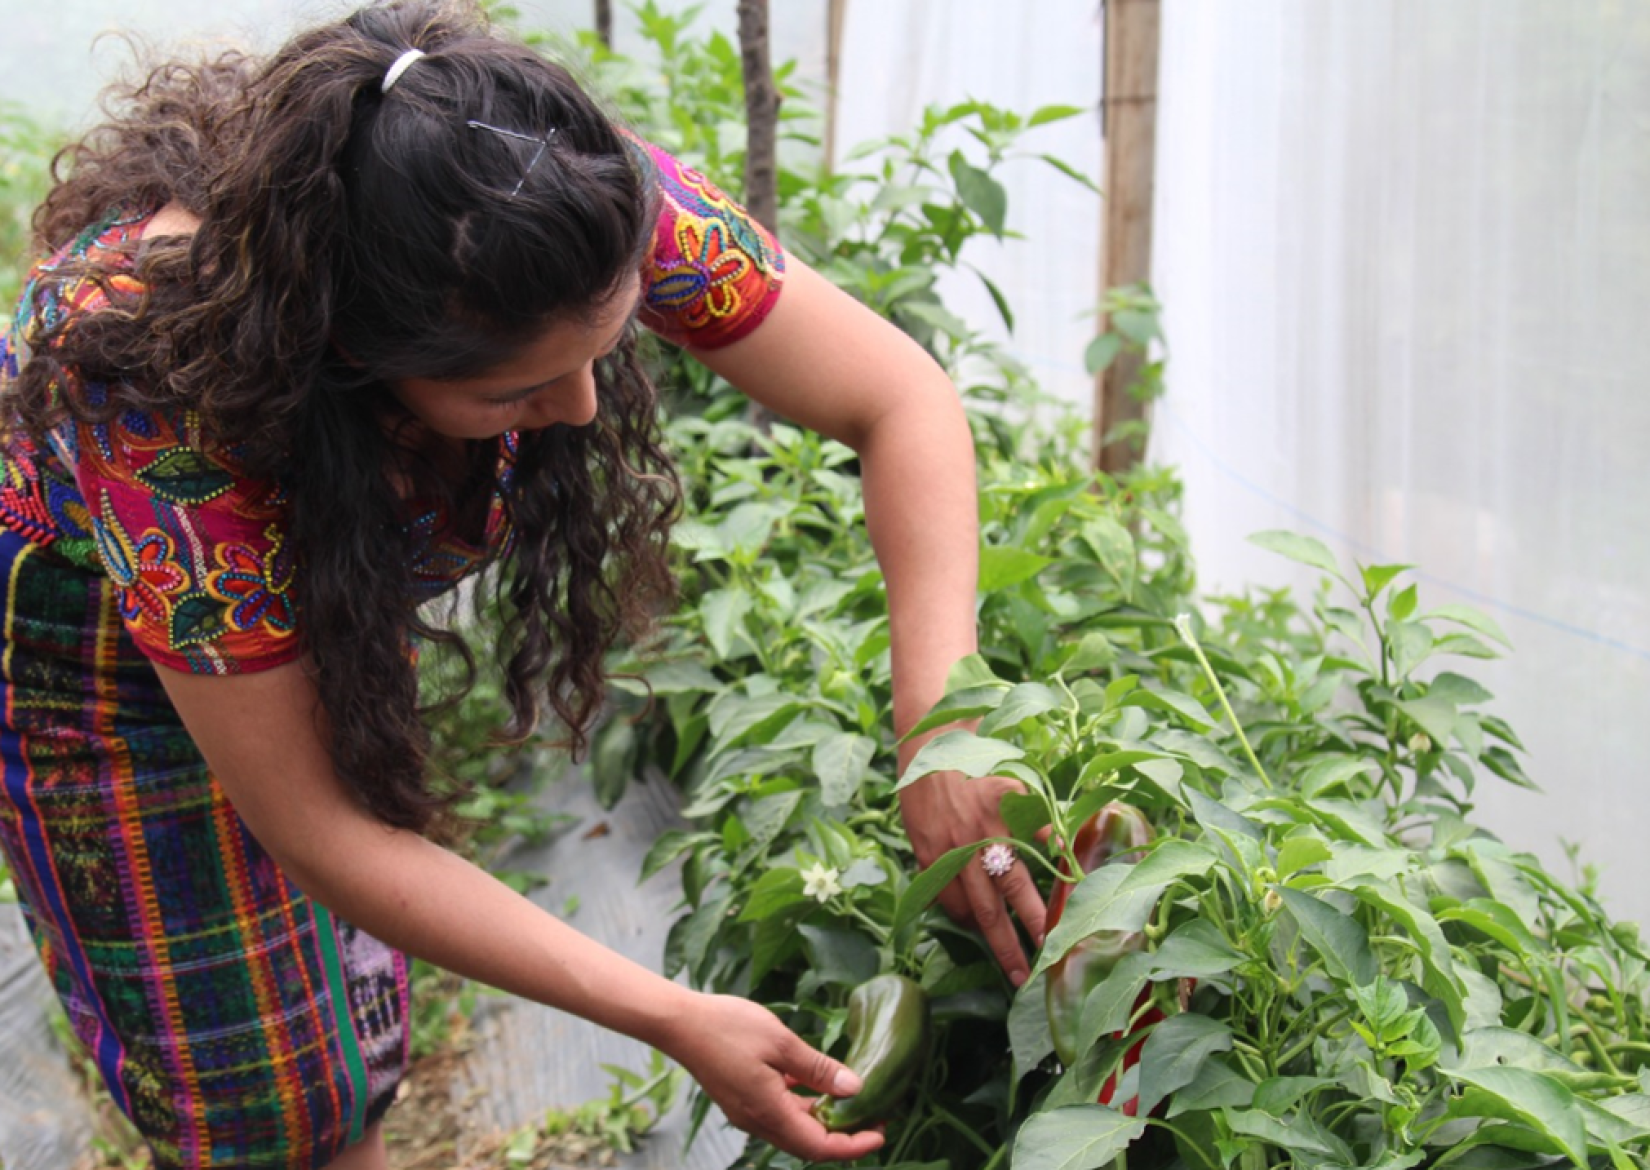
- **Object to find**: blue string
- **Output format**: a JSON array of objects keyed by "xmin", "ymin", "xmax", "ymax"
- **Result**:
[{"xmin": 1154, "ymin": 399, "xmax": 1650, "ymax": 665}]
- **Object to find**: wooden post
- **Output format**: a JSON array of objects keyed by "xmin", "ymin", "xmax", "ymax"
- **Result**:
[
  {"xmin": 1094, "ymin": 0, "xmax": 1161, "ymax": 475},
  {"xmin": 594, "ymin": 0, "xmax": 612, "ymax": 50},
  {"xmin": 736, "ymin": 0, "xmax": 781, "ymax": 234},
  {"xmin": 824, "ymin": 0, "xmax": 848, "ymax": 174}
]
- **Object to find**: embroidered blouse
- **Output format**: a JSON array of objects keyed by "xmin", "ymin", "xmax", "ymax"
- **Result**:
[{"xmin": 0, "ymin": 138, "xmax": 784, "ymax": 675}]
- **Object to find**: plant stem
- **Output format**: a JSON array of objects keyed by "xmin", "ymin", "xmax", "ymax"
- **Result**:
[
  {"xmin": 1172, "ymin": 615, "xmax": 1272, "ymax": 789},
  {"xmin": 928, "ymin": 1102, "xmax": 996, "ymax": 1159}
]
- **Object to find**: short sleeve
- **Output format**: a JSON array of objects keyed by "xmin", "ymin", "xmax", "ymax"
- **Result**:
[
  {"xmin": 59, "ymin": 406, "xmax": 300, "ymax": 675},
  {"xmin": 627, "ymin": 135, "xmax": 787, "ymax": 350}
]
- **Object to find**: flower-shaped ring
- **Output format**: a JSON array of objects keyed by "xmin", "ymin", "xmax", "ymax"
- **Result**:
[{"xmin": 979, "ymin": 842, "xmax": 1017, "ymax": 879}]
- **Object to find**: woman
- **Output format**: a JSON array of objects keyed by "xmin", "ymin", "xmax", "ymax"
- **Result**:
[{"xmin": 0, "ymin": 1, "xmax": 1044, "ymax": 1166}]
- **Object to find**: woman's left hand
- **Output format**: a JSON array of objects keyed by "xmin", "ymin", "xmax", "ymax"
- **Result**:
[{"xmin": 897, "ymin": 767, "xmax": 1048, "ymax": 986}]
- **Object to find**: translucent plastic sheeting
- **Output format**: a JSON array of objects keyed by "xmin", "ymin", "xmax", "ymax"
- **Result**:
[
  {"xmin": 0, "ymin": 1, "xmax": 830, "ymax": 128},
  {"xmin": 834, "ymin": 0, "xmax": 1103, "ymax": 412},
  {"xmin": 0, "ymin": 904, "xmax": 97, "ymax": 1170},
  {"xmin": 1151, "ymin": 0, "xmax": 1650, "ymax": 926}
]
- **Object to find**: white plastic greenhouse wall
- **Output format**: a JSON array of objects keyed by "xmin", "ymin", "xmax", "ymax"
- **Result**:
[{"xmin": 1, "ymin": 0, "xmax": 1646, "ymax": 1099}]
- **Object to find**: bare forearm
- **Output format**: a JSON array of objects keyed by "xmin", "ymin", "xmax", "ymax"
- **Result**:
[
  {"xmin": 285, "ymin": 817, "xmax": 693, "ymax": 1049},
  {"xmin": 858, "ymin": 381, "xmax": 981, "ymax": 749}
]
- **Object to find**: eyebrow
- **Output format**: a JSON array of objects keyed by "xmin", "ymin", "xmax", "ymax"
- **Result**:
[{"xmin": 481, "ymin": 292, "xmax": 643, "ymax": 402}]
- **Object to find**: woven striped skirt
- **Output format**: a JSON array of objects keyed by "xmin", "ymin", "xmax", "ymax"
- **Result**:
[{"xmin": 0, "ymin": 526, "xmax": 409, "ymax": 1168}]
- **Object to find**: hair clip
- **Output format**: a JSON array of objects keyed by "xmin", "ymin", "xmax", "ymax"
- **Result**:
[
  {"xmin": 382, "ymin": 48, "xmax": 426, "ymax": 93},
  {"xmin": 466, "ymin": 120, "xmax": 558, "ymax": 198}
]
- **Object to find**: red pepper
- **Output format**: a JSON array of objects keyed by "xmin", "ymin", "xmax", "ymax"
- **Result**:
[{"xmin": 1043, "ymin": 802, "xmax": 1182, "ymax": 1115}]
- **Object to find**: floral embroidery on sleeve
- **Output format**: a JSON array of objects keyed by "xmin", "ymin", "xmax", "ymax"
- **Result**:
[
  {"xmin": 626, "ymin": 135, "xmax": 787, "ymax": 350},
  {"xmin": 72, "ymin": 407, "xmax": 299, "ymax": 675}
]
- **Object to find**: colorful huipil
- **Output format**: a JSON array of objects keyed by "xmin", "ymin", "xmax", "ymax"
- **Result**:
[{"xmin": 0, "ymin": 138, "xmax": 782, "ymax": 1169}]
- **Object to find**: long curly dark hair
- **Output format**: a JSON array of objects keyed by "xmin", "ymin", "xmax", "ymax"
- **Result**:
[{"xmin": 9, "ymin": 0, "xmax": 681, "ymax": 832}]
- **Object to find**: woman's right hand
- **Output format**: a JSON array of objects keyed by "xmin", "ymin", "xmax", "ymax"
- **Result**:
[{"xmin": 659, "ymin": 991, "xmax": 887, "ymax": 1163}]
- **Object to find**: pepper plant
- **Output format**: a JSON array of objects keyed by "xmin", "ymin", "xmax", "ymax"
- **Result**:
[{"xmin": 897, "ymin": 534, "xmax": 1650, "ymax": 1170}]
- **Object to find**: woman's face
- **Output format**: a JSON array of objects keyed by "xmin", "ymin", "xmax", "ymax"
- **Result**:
[{"xmin": 390, "ymin": 276, "xmax": 642, "ymax": 441}]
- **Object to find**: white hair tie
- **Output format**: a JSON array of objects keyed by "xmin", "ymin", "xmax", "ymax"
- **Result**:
[{"xmin": 381, "ymin": 48, "xmax": 426, "ymax": 93}]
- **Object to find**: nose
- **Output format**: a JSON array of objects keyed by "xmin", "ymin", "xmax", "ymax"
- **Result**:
[{"xmin": 520, "ymin": 363, "xmax": 599, "ymax": 429}]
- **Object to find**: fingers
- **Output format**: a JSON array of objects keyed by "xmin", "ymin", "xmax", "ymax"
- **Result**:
[
  {"xmin": 761, "ymin": 1095, "xmax": 886, "ymax": 1163},
  {"xmin": 776, "ymin": 1030, "xmax": 862, "ymax": 1098},
  {"xmin": 959, "ymin": 859, "xmax": 1031, "ymax": 985},
  {"xmin": 997, "ymin": 857, "xmax": 1047, "ymax": 947}
]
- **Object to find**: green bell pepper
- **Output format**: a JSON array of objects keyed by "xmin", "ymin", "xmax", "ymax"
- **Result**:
[{"xmin": 812, "ymin": 973, "xmax": 932, "ymax": 1131}]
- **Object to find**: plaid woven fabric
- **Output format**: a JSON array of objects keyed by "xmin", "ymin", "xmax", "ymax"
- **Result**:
[{"xmin": 0, "ymin": 526, "xmax": 408, "ymax": 1168}]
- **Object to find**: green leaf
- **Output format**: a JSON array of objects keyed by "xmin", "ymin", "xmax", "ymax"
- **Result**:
[
  {"xmin": 1398, "ymin": 695, "xmax": 1458, "ymax": 744},
  {"xmin": 971, "ymin": 265, "xmax": 1016, "ymax": 333},
  {"xmin": 1388, "ymin": 620, "xmax": 1436, "ymax": 678},
  {"xmin": 1388, "ymin": 583, "xmax": 1420, "ymax": 622},
  {"xmin": 1075, "ymin": 951, "xmax": 1153, "ymax": 1052},
  {"xmin": 797, "ymin": 925, "xmax": 879, "ymax": 988},
  {"xmin": 1001, "ymin": 791, "xmax": 1053, "ymax": 842},
  {"xmin": 1426, "ymin": 603, "xmax": 1514, "ymax": 648},
  {"xmin": 1444, "ymin": 1066, "xmax": 1588, "ymax": 1166},
  {"xmin": 980, "ymin": 545, "xmax": 1054, "ymax": 592},
  {"xmin": 904, "ymin": 683, "xmax": 1011, "ymax": 739},
  {"xmin": 1436, "ymin": 899, "xmax": 1546, "ymax": 957},
  {"xmin": 979, "ymin": 681, "xmax": 1064, "ymax": 737},
  {"xmin": 1429, "ymin": 671, "xmax": 1496, "ymax": 706},
  {"xmin": 1034, "ymin": 843, "xmax": 1219, "ymax": 978},
  {"xmin": 1111, "ymin": 308, "xmax": 1160, "ymax": 347},
  {"xmin": 1247, "ymin": 530, "xmax": 1344, "ymax": 578},
  {"xmin": 948, "ymin": 150, "xmax": 1008, "ymax": 236},
  {"xmin": 1250, "ymin": 1076, "xmax": 1335, "ymax": 1117},
  {"xmin": 1009, "ymin": 970, "xmax": 1055, "ymax": 1078},
  {"xmin": 1028, "ymin": 103, "xmax": 1087, "ymax": 127},
  {"xmin": 946, "ymin": 652, "xmax": 1005, "ymax": 691},
  {"xmin": 898, "ymin": 730, "xmax": 1025, "ymax": 789},
  {"xmin": 838, "ymin": 858, "xmax": 887, "ymax": 889},
  {"xmin": 1148, "ymin": 920, "xmax": 1245, "ymax": 980},
  {"xmin": 1137, "ymin": 1015, "xmax": 1233, "ymax": 1117},
  {"xmin": 1084, "ymin": 332, "xmax": 1123, "ymax": 375},
  {"xmin": 741, "ymin": 789, "xmax": 803, "ymax": 852},
  {"xmin": 1186, "ymin": 788, "xmax": 1264, "ymax": 841},
  {"xmin": 1276, "ymin": 837, "xmax": 1333, "ymax": 879},
  {"xmin": 1294, "ymin": 754, "xmax": 1381, "ymax": 798},
  {"xmin": 1451, "ymin": 1026, "xmax": 1584, "ymax": 1076},
  {"xmin": 1453, "ymin": 840, "xmax": 1544, "ymax": 930},
  {"xmin": 892, "ymin": 842, "xmax": 976, "ymax": 937},
  {"xmin": 639, "ymin": 828, "xmax": 702, "ymax": 882},
  {"xmin": 1277, "ymin": 887, "xmax": 1378, "ymax": 986},
  {"xmin": 1036, "ymin": 152, "xmax": 1103, "ymax": 194},
  {"xmin": 1125, "ymin": 688, "xmax": 1215, "ymax": 732},
  {"xmin": 1166, "ymin": 1057, "xmax": 1255, "ymax": 1117},
  {"xmin": 1221, "ymin": 1109, "xmax": 1337, "ymax": 1156},
  {"xmin": 1081, "ymin": 516, "xmax": 1137, "ymax": 594},
  {"xmin": 700, "ymin": 587, "xmax": 752, "ymax": 659},
  {"xmin": 1010, "ymin": 1105, "xmax": 1145, "ymax": 1170},
  {"xmin": 738, "ymin": 867, "xmax": 804, "ymax": 922},
  {"xmin": 1351, "ymin": 881, "xmax": 1467, "ymax": 1033},
  {"xmin": 1361, "ymin": 562, "xmax": 1413, "ymax": 597},
  {"xmin": 813, "ymin": 732, "xmax": 876, "ymax": 807},
  {"xmin": 642, "ymin": 659, "xmax": 722, "ymax": 694}
]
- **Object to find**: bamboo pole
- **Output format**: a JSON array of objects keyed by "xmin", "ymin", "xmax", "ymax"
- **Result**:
[{"xmin": 1094, "ymin": 0, "xmax": 1161, "ymax": 475}]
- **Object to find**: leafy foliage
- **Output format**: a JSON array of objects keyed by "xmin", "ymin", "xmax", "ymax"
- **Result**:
[{"xmin": 565, "ymin": 10, "xmax": 1648, "ymax": 1170}]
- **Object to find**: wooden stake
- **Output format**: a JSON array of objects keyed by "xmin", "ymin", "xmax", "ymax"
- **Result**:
[
  {"xmin": 824, "ymin": 0, "xmax": 848, "ymax": 174},
  {"xmin": 594, "ymin": 0, "xmax": 612, "ymax": 50},
  {"xmin": 1094, "ymin": 0, "xmax": 1160, "ymax": 475},
  {"xmin": 736, "ymin": 0, "xmax": 781, "ymax": 235}
]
